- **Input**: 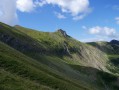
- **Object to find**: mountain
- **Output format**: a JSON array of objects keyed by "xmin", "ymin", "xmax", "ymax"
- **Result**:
[
  {"xmin": 0, "ymin": 22, "xmax": 119, "ymax": 90},
  {"xmin": 87, "ymin": 40, "xmax": 119, "ymax": 54},
  {"xmin": 110, "ymin": 40, "xmax": 119, "ymax": 45}
]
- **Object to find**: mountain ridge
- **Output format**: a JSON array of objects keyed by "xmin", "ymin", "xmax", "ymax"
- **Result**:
[{"xmin": 0, "ymin": 22, "xmax": 119, "ymax": 90}]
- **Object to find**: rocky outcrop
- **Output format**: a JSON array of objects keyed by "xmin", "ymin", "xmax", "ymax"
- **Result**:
[
  {"xmin": 57, "ymin": 29, "xmax": 68, "ymax": 37},
  {"xmin": 0, "ymin": 32, "xmax": 46, "ymax": 54}
]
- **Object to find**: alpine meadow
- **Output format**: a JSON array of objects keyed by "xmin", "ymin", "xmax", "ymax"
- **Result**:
[{"xmin": 0, "ymin": 0, "xmax": 119, "ymax": 90}]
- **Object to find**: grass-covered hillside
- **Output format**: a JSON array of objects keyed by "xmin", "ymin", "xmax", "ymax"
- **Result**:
[
  {"xmin": 87, "ymin": 40, "xmax": 119, "ymax": 55},
  {"xmin": 88, "ymin": 41, "xmax": 119, "ymax": 79},
  {"xmin": 0, "ymin": 22, "xmax": 119, "ymax": 90},
  {"xmin": 14, "ymin": 25, "xmax": 108, "ymax": 70}
]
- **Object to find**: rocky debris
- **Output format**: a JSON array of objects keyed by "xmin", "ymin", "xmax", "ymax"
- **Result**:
[
  {"xmin": 63, "ymin": 41, "xmax": 70, "ymax": 55},
  {"xmin": 0, "ymin": 33, "xmax": 28, "ymax": 51}
]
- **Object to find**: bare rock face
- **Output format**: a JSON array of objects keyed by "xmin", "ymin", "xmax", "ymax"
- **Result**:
[
  {"xmin": 63, "ymin": 41, "xmax": 71, "ymax": 55},
  {"xmin": 57, "ymin": 29, "xmax": 68, "ymax": 37},
  {"xmin": 0, "ymin": 33, "xmax": 45, "ymax": 54}
]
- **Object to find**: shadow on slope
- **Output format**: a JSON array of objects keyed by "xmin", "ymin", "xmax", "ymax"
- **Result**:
[{"xmin": 70, "ymin": 64, "xmax": 119, "ymax": 90}]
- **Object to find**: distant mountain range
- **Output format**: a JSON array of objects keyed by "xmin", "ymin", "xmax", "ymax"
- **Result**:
[{"xmin": 0, "ymin": 22, "xmax": 119, "ymax": 90}]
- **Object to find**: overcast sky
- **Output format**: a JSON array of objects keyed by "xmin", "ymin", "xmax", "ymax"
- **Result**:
[{"xmin": 0, "ymin": 0, "xmax": 119, "ymax": 42}]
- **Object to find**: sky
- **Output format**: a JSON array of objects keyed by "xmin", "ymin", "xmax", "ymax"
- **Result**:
[{"xmin": 0, "ymin": 0, "xmax": 119, "ymax": 42}]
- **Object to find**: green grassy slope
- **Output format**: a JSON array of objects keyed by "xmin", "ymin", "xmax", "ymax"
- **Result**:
[
  {"xmin": 14, "ymin": 25, "xmax": 109, "ymax": 71},
  {"xmin": 0, "ymin": 41, "xmax": 104, "ymax": 90},
  {"xmin": 0, "ymin": 41, "xmax": 89, "ymax": 90},
  {"xmin": 88, "ymin": 41, "xmax": 119, "ymax": 73},
  {"xmin": 0, "ymin": 22, "xmax": 119, "ymax": 90},
  {"xmin": 88, "ymin": 41, "xmax": 119, "ymax": 87},
  {"xmin": 106, "ymin": 55, "xmax": 119, "ymax": 76},
  {"xmin": 0, "ymin": 41, "xmax": 53, "ymax": 90},
  {"xmin": 87, "ymin": 41, "xmax": 119, "ymax": 54}
]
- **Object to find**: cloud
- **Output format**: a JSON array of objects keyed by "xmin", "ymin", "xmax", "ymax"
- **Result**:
[
  {"xmin": 82, "ymin": 26, "xmax": 87, "ymax": 30},
  {"xmin": 113, "ymin": 5, "xmax": 119, "ymax": 10},
  {"xmin": 16, "ymin": 0, "xmax": 35, "ymax": 12},
  {"xmin": 55, "ymin": 12, "xmax": 66, "ymax": 19},
  {"xmin": 0, "ymin": 0, "xmax": 36, "ymax": 25},
  {"xmin": 89, "ymin": 26, "xmax": 117, "ymax": 38},
  {"xmin": 115, "ymin": 17, "xmax": 119, "ymax": 24},
  {"xmin": 38, "ymin": 0, "xmax": 91, "ymax": 20},
  {"xmin": 0, "ymin": 0, "xmax": 91, "ymax": 25},
  {"xmin": 80, "ymin": 26, "xmax": 119, "ymax": 42},
  {"xmin": 35, "ymin": 0, "xmax": 47, "ymax": 7},
  {"xmin": 73, "ymin": 8, "xmax": 91, "ymax": 20},
  {"xmin": 73, "ymin": 13, "xmax": 87, "ymax": 20},
  {"xmin": 73, "ymin": 14, "xmax": 86, "ymax": 20},
  {"xmin": 80, "ymin": 38, "xmax": 106, "ymax": 42},
  {"xmin": 0, "ymin": 0, "xmax": 17, "ymax": 26}
]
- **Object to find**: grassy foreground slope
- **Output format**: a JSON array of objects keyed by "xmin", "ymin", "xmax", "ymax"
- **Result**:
[
  {"xmin": 0, "ymin": 40, "xmax": 89, "ymax": 90},
  {"xmin": 0, "ymin": 41, "xmax": 53, "ymax": 90},
  {"xmin": 0, "ymin": 22, "xmax": 119, "ymax": 90}
]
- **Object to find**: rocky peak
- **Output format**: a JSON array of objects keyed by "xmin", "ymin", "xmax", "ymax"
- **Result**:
[
  {"xmin": 14, "ymin": 25, "xmax": 20, "ymax": 27},
  {"xmin": 110, "ymin": 39, "xmax": 119, "ymax": 45},
  {"xmin": 57, "ymin": 29, "xmax": 68, "ymax": 37}
]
